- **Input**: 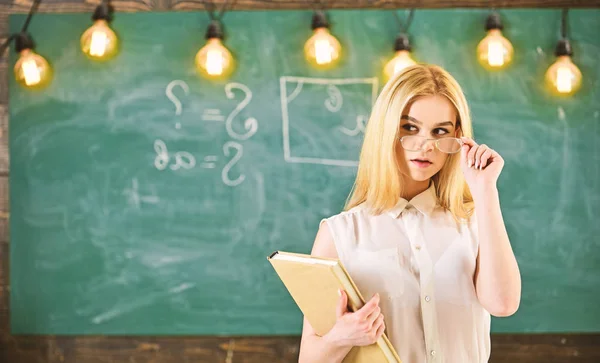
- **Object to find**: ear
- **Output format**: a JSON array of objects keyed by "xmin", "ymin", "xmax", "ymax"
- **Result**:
[{"xmin": 455, "ymin": 119, "xmax": 462, "ymax": 137}]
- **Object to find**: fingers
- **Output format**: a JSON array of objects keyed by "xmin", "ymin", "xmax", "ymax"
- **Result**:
[
  {"xmin": 474, "ymin": 144, "xmax": 488, "ymax": 169},
  {"xmin": 460, "ymin": 137, "xmax": 481, "ymax": 168},
  {"xmin": 365, "ymin": 306, "xmax": 381, "ymax": 327},
  {"xmin": 375, "ymin": 317, "xmax": 386, "ymax": 339},
  {"xmin": 478, "ymin": 148, "xmax": 493, "ymax": 170},
  {"xmin": 366, "ymin": 315, "xmax": 386, "ymax": 344},
  {"xmin": 467, "ymin": 144, "xmax": 479, "ymax": 168},
  {"xmin": 336, "ymin": 289, "xmax": 348, "ymax": 318},
  {"xmin": 460, "ymin": 136, "xmax": 477, "ymax": 147},
  {"xmin": 460, "ymin": 143, "xmax": 470, "ymax": 168},
  {"xmin": 356, "ymin": 293, "xmax": 380, "ymax": 321}
]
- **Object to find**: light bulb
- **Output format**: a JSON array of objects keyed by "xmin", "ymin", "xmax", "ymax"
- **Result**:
[
  {"xmin": 81, "ymin": 19, "xmax": 119, "ymax": 61},
  {"xmin": 195, "ymin": 38, "xmax": 234, "ymax": 78},
  {"xmin": 545, "ymin": 55, "xmax": 582, "ymax": 95},
  {"xmin": 477, "ymin": 29, "xmax": 513, "ymax": 69},
  {"xmin": 384, "ymin": 50, "xmax": 416, "ymax": 79},
  {"xmin": 383, "ymin": 34, "xmax": 415, "ymax": 80},
  {"xmin": 304, "ymin": 27, "xmax": 341, "ymax": 67},
  {"xmin": 14, "ymin": 48, "xmax": 52, "ymax": 89},
  {"xmin": 477, "ymin": 12, "xmax": 513, "ymax": 70}
]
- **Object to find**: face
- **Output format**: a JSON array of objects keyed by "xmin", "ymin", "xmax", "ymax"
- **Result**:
[{"xmin": 396, "ymin": 95, "xmax": 460, "ymax": 182}]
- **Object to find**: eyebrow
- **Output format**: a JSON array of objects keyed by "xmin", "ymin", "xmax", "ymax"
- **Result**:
[{"xmin": 401, "ymin": 115, "xmax": 455, "ymax": 128}]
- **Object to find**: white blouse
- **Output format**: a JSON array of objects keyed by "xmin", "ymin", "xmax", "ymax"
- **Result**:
[{"xmin": 322, "ymin": 183, "xmax": 491, "ymax": 363}]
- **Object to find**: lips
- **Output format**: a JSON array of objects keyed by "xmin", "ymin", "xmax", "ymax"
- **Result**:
[{"xmin": 411, "ymin": 159, "xmax": 432, "ymax": 168}]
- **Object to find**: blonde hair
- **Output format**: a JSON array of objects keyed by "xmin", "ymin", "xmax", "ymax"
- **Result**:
[{"xmin": 345, "ymin": 64, "xmax": 474, "ymax": 221}]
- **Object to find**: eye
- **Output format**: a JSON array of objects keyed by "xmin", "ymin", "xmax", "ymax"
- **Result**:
[
  {"xmin": 402, "ymin": 124, "xmax": 418, "ymax": 132},
  {"xmin": 433, "ymin": 128, "xmax": 450, "ymax": 136}
]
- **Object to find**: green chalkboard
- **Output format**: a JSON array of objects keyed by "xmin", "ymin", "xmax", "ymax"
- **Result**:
[{"xmin": 9, "ymin": 9, "xmax": 600, "ymax": 335}]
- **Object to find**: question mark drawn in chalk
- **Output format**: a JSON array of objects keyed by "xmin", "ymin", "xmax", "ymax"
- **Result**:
[{"xmin": 166, "ymin": 80, "xmax": 190, "ymax": 129}]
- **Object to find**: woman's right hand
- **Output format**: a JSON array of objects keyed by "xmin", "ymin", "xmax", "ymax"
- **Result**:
[{"xmin": 324, "ymin": 289, "xmax": 386, "ymax": 348}]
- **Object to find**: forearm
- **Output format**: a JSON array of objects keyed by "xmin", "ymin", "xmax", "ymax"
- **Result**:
[
  {"xmin": 474, "ymin": 186, "xmax": 521, "ymax": 316},
  {"xmin": 298, "ymin": 334, "xmax": 353, "ymax": 363}
]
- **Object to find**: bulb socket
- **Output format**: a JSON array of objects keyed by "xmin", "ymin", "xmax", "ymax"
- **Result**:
[
  {"xmin": 394, "ymin": 33, "xmax": 411, "ymax": 52},
  {"xmin": 555, "ymin": 38, "xmax": 573, "ymax": 57},
  {"xmin": 205, "ymin": 20, "xmax": 224, "ymax": 40},
  {"xmin": 15, "ymin": 32, "xmax": 35, "ymax": 53},
  {"xmin": 311, "ymin": 10, "xmax": 329, "ymax": 30},
  {"xmin": 485, "ymin": 12, "xmax": 503, "ymax": 31},
  {"xmin": 92, "ymin": 3, "xmax": 114, "ymax": 22}
]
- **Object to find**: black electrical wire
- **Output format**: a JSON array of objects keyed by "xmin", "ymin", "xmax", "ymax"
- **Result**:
[
  {"xmin": 0, "ymin": 34, "xmax": 16, "ymax": 56},
  {"xmin": 561, "ymin": 8, "xmax": 568, "ymax": 39},
  {"xmin": 1, "ymin": 0, "xmax": 42, "ymax": 57},
  {"xmin": 203, "ymin": 0, "xmax": 236, "ymax": 21},
  {"xmin": 21, "ymin": 0, "xmax": 43, "ymax": 33},
  {"xmin": 393, "ymin": 9, "xmax": 415, "ymax": 34},
  {"xmin": 554, "ymin": 8, "xmax": 573, "ymax": 57}
]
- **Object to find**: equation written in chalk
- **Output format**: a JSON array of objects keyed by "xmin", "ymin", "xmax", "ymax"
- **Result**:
[{"xmin": 153, "ymin": 80, "xmax": 258, "ymax": 187}]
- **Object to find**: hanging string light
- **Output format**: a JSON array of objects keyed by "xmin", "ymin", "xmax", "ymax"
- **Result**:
[
  {"xmin": 384, "ymin": 9, "xmax": 416, "ymax": 80},
  {"xmin": 0, "ymin": 4, "xmax": 588, "ymax": 99},
  {"xmin": 196, "ymin": 0, "xmax": 235, "ymax": 79},
  {"xmin": 80, "ymin": 0, "xmax": 119, "ymax": 61},
  {"xmin": 0, "ymin": 0, "xmax": 52, "ymax": 89},
  {"xmin": 545, "ymin": 9, "xmax": 582, "ymax": 95},
  {"xmin": 476, "ymin": 9, "xmax": 513, "ymax": 69},
  {"xmin": 304, "ymin": 0, "xmax": 341, "ymax": 68}
]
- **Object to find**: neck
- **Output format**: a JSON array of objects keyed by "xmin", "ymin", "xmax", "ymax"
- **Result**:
[{"xmin": 400, "ymin": 176, "xmax": 430, "ymax": 200}]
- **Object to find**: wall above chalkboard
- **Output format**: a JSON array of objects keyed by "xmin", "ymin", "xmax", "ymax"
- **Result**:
[{"xmin": 8, "ymin": 9, "xmax": 600, "ymax": 335}]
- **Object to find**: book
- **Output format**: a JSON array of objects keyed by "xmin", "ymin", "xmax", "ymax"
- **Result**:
[{"xmin": 267, "ymin": 250, "xmax": 402, "ymax": 363}]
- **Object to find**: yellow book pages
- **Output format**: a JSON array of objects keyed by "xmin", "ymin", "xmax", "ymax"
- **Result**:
[{"xmin": 268, "ymin": 251, "xmax": 402, "ymax": 363}]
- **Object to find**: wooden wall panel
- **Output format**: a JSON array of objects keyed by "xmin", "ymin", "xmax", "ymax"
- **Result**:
[
  {"xmin": 1, "ymin": 0, "xmax": 600, "ymax": 12},
  {"xmin": 0, "ymin": 333, "xmax": 599, "ymax": 362}
]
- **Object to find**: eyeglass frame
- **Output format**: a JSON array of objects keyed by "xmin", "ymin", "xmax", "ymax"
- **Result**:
[{"xmin": 398, "ymin": 135, "xmax": 464, "ymax": 154}]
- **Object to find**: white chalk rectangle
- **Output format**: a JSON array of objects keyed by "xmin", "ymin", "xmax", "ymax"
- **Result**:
[{"xmin": 280, "ymin": 77, "xmax": 378, "ymax": 167}]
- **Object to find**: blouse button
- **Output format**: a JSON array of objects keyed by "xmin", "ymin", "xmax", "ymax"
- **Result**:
[
  {"xmin": 425, "ymin": 295, "xmax": 431, "ymax": 302},
  {"xmin": 415, "ymin": 245, "xmax": 421, "ymax": 251},
  {"xmin": 431, "ymin": 350, "xmax": 436, "ymax": 356}
]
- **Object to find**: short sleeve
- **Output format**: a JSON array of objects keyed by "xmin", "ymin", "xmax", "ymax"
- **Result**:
[{"xmin": 319, "ymin": 214, "xmax": 348, "ymax": 264}]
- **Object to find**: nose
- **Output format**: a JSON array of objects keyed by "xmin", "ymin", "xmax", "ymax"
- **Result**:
[{"xmin": 421, "ymin": 139, "xmax": 435, "ymax": 152}]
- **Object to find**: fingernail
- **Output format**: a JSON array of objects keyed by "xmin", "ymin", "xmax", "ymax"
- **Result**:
[
  {"xmin": 338, "ymin": 289, "xmax": 341, "ymax": 296},
  {"xmin": 469, "ymin": 160, "xmax": 473, "ymax": 167},
  {"xmin": 475, "ymin": 162, "xmax": 479, "ymax": 169}
]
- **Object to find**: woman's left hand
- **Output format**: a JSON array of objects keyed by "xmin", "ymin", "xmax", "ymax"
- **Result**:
[{"xmin": 460, "ymin": 137, "xmax": 504, "ymax": 193}]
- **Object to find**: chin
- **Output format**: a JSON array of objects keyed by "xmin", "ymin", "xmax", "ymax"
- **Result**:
[{"xmin": 409, "ymin": 171, "xmax": 435, "ymax": 182}]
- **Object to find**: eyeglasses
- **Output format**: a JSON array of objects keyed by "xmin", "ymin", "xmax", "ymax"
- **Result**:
[{"xmin": 399, "ymin": 135, "xmax": 464, "ymax": 154}]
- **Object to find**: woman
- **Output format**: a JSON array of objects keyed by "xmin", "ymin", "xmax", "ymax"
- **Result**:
[{"xmin": 298, "ymin": 64, "xmax": 521, "ymax": 363}]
